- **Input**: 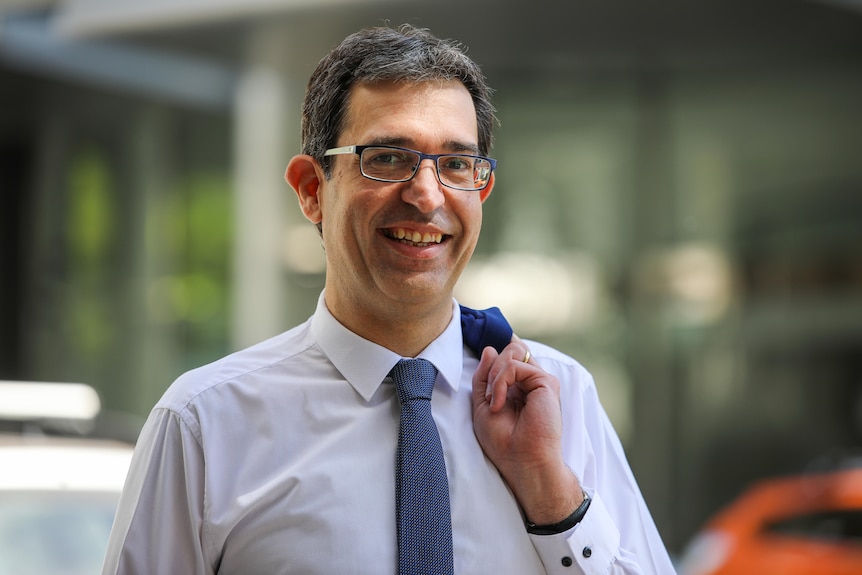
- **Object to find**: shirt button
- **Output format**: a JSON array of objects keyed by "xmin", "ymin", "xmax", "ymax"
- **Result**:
[
  {"xmin": 582, "ymin": 546, "xmax": 592, "ymax": 558},
  {"xmin": 561, "ymin": 556, "xmax": 573, "ymax": 567}
]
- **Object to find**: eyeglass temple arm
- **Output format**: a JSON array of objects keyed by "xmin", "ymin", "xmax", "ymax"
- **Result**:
[{"xmin": 322, "ymin": 145, "xmax": 358, "ymax": 156}]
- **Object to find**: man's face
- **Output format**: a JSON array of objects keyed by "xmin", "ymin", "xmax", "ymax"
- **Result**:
[{"xmin": 318, "ymin": 80, "xmax": 493, "ymax": 323}]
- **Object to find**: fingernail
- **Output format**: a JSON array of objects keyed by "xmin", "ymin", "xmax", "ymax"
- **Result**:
[{"xmin": 485, "ymin": 383, "xmax": 492, "ymax": 401}]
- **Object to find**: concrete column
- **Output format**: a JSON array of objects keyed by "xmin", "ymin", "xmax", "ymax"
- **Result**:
[
  {"xmin": 231, "ymin": 39, "xmax": 289, "ymax": 350},
  {"xmin": 126, "ymin": 105, "xmax": 177, "ymax": 415}
]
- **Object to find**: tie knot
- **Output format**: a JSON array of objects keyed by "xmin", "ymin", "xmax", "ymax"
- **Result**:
[{"xmin": 389, "ymin": 358, "xmax": 438, "ymax": 403}]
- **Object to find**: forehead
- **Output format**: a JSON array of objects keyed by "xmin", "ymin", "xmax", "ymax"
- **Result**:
[{"xmin": 341, "ymin": 79, "xmax": 478, "ymax": 148}]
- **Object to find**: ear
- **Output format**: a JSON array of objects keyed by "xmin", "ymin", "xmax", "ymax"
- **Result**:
[
  {"xmin": 286, "ymin": 155, "xmax": 325, "ymax": 225},
  {"xmin": 478, "ymin": 172, "xmax": 495, "ymax": 203}
]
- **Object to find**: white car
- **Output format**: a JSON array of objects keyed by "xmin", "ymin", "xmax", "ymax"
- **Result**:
[{"xmin": 0, "ymin": 382, "xmax": 134, "ymax": 575}]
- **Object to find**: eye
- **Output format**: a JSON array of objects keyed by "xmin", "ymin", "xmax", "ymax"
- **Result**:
[
  {"xmin": 440, "ymin": 156, "xmax": 472, "ymax": 171},
  {"xmin": 366, "ymin": 149, "xmax": 414, "ymax": 168}
]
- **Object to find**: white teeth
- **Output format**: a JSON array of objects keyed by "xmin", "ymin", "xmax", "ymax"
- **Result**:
[{"xmin": 388, "ymin": 228, "xmax": 443, "ymax": 245}]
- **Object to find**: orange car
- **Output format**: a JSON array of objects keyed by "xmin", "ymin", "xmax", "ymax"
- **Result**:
[{"xmin": 679, "ymin": 466, "xmax": 862, "ymax": 575}]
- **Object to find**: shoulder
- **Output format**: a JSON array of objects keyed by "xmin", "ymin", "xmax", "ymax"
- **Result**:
[
  {"xmin": 521, "ymin": 339, "xmax": 588, "ymax": 374},
  {"xmin": 156, "ymin": 318, "xmax": 317, "ymax": 414},
  {"xmin": 520, "ymin": 339, "xmax": 597, "ymax": 394}
]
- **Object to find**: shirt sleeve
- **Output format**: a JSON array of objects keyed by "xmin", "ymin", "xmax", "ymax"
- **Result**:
[
  {"xmin": 526, "ymin": 347, "xmax": 677, "ymax": 575},
  {"xmin": 101, "ymin": 407, "xmax": 213, "ymax": 575},
  {"xmin": 529, "ymin": 491, "xmax": 644, "ymax": 574}
]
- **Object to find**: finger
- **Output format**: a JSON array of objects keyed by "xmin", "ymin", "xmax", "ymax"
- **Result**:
[
  {"xmin": 486, "ymin": 341, "xmax": 532, "ymax": 382},
  {"xmin": 486, "ymin": 345, "xmax": 560, "ymax": 411},
  {"xmin": 471, "ymin": 345, "xmax": 499, "ymax": 409},
  {"xmin": 486, "ymin": 346, "xmax": 524, "ymax": 411},
  {"xmin": 485, "ymin": 348, "xmax": 532, "ymax": 412},
  {"xmin": 509, "ymin": 333, "xmax": 532, "ymax": 364}
]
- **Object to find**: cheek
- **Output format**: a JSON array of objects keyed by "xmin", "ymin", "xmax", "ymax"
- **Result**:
[
  {"xmin": 321, "ymin": 193, "xmax": 371, "ymax": 253},
  {"xmin": 459, "ymin": 200, "xmax": 484, "ymax": 238}
]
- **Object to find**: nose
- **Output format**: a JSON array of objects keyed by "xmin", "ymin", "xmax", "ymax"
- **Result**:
[{"xmin": 401, "ymin": 160, "xmax": 445, "ymax": 213}]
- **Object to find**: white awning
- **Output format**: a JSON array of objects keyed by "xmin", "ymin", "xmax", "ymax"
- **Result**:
[{"xmin": 52, "ymin": 0, "xmax": 405, "ymax": 38}]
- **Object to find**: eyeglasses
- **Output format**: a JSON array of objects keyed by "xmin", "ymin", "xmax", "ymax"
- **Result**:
[{"xmin": 323, "ymin": 145, "xmax": 496, "ymax": 191}]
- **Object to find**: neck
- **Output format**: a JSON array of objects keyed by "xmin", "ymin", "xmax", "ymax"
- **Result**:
[{"xmin": 325, "ymin": 291, "xmax": 453, "ymax": 357}]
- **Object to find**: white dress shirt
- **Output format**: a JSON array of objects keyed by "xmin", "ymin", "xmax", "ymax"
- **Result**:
[{"xmin": 102, "ymin": 293, "xmax": 675, "ymax": 574}]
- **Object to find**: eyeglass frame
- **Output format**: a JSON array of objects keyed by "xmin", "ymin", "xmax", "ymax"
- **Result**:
[{"xmin": 322, "ymin": 144, "xmax": 497, "ymax": 191}]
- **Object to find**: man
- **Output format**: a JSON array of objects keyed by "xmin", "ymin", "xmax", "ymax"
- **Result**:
[{"xmin": 102, "ymin": 24, "xmax": 675, "ymax": 574}]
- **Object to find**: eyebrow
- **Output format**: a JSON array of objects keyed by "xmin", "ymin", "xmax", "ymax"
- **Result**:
[{"xmin": 364, "ymin": 136, "xmax": 480, "ymax": 155}]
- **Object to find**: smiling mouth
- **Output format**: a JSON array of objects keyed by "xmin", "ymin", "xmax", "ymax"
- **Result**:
[{"xmin": 383, "ymin": 228, "xmax": 446, "ymax": 247}]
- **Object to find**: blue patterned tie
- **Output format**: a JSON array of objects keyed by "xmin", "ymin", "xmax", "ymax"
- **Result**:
[{"xmin": 390, "ymin": 358, "xmax": 454, "ymax": 575}]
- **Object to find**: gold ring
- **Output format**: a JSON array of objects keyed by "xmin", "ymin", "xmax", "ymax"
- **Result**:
[{"xmin": 523, "ymin": 349, "xmax": 531, "ymax": 364}]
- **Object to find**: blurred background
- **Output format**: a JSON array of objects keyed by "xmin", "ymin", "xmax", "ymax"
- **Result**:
[{"xmin": 1, "ymin": 0, "xmax": 861, "ymax": 560}]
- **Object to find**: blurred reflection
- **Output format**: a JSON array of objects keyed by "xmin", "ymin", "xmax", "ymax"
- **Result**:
[
  {"xmin": 634, "ymin": 244, "xmax": 734, "ymax": 326},
  {"xmin": 456, "ymin": 250, "xmax": 601, "ymax": 336}
]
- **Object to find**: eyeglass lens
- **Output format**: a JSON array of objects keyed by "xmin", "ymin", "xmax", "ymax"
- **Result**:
[{"xmin": 360, "ymin": 147, "xmax": 492, "ymax": 190}]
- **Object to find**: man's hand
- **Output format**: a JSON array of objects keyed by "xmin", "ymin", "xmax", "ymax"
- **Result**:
[{"xmin": 471, "ymin": 340, "xmax": 585, "ymax": 526}]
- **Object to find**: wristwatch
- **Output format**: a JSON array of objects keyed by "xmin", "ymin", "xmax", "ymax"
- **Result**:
[{"xmin": 525, "ymin": 493, "xmax": 592, "ymax": 535}]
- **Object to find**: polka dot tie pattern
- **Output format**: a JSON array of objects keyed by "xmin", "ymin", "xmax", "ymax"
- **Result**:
[{"xmin": 390, "ymin": 358, "xmax": 455, "ymax": 575}]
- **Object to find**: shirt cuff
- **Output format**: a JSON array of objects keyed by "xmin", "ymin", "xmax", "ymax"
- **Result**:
[{"xmin": 528, "ymin": 490, "xmax": 621, "ymax": 574}]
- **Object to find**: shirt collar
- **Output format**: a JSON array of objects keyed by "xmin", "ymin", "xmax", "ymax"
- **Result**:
[{"xmin": 310, "ymin": 292, "xmax": 464, "ymax": 402}]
